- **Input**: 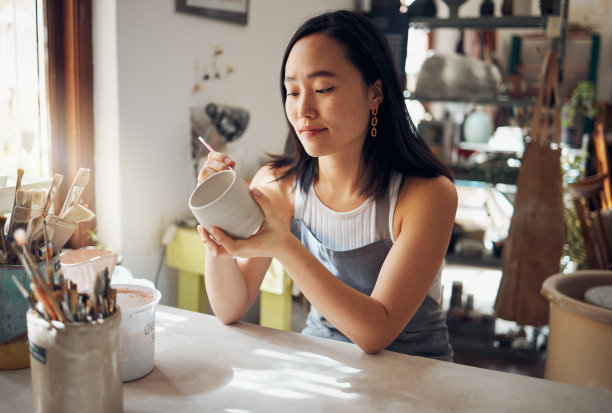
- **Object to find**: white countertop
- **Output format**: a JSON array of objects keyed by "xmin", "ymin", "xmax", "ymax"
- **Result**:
[{"xmin": 1, "ymin": 305, "xmax": 610, "ymax": 412}]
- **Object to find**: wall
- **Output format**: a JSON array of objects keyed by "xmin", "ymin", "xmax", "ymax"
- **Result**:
[{"xmin": 93, "ymin": 0, "xmax": 353, "ymax": 305}]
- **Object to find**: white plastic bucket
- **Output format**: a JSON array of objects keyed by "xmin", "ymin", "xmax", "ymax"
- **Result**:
[{"xmin": 114, "ymin": 284, "xmax": 162, "ymax": 382}]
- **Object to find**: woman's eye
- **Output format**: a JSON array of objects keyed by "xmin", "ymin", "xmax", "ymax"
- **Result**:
[
  {"xmin": 286, "ymin": 91, "xmax": 298, "ymax": 97},
  {"xmin": 316, "ymin": 86, "xmax": 334, "ymax": 94}
]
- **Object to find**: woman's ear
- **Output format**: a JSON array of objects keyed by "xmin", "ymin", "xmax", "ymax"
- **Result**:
[{"xmin": 370, "ymin": 79, "xmax": 384, "ymax": 107}]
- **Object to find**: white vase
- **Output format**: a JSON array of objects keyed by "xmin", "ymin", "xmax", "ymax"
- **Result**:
[{"xmin": 463, "ymin": 109, "xmax": 493, "ymax": 143}]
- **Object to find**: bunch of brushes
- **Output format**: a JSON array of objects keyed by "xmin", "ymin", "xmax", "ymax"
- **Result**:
[
  {"xmin": 0, "ymin": 167, "xmax": 95, "ymax": 265},
  {"xmin": 10, "ymin": 228, "xmax": 117, "ymax": 324}
]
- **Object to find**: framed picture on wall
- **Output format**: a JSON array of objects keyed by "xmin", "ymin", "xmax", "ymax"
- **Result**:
[{"xmin": 175, "ymin": 0, "xmax": 248, "ymax": 25}]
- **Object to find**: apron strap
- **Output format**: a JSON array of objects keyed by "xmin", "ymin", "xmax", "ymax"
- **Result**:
[{"xmin": 375, "ymin": 175, "xmax": 397, "ymax": 240}]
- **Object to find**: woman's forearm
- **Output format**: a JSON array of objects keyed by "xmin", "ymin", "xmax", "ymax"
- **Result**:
[
  {"xmin": 204, "ymin": 251, "xmax": 250, "ymax": 324},
  {"xmin": 204, "ymin": 249, "xmax": 272, "ymax": 324}
]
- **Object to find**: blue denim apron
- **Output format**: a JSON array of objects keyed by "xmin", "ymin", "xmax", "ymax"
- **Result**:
[{"xmin": 291, "ymin": 181, "xmax": 453, "ymax": 361}]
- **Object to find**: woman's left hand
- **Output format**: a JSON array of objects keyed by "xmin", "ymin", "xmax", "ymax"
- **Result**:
[{"xmin": 206, "ymin": 186, "xmax": 294, "ymax": 260}]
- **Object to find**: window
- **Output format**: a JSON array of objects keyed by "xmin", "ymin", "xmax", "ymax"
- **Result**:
[
  {"xmin": 1, "ymin": 0, "xmax": 95, "ymax": 248},
  {"xmin": 0, "ymin": 0, "xmax": 50, "ymax": 181}
]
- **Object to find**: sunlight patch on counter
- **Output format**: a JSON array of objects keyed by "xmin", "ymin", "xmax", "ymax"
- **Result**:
[
  {"xmin": 156, "ymin": 311, "xmax": 188, "ymax": 323},
  {"xmin": 227, "ymin": 348, "xmax": 362, "ymax": 400}
]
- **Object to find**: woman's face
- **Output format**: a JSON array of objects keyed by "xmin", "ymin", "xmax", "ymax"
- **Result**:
[{"xmin": 283, "ymin": 33, "xmax": 382, "ymax": 159}]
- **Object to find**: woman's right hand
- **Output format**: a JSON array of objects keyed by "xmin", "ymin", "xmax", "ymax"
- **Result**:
[
  {"xmin": 196, "ymin": 150, "xmax": 236, "ymax": 258},
  {"xmin": 197, "ymin": 151, "xmax": 236, "ymax": 184}
]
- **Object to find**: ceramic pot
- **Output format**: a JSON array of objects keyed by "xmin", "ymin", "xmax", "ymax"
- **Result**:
[
  {"xmin": 442, "ymin": 0, "xmax": 467, "ymax": 18},
  {"xmin": 541, "ymin": 271, "xmax": 612, "ymax": 391},
  {"xmin": 463, "ymin": 108, "xmax": 494, "ymax": 143},
  {"xmin": 479, "ymin": 0, "xmax": 494, "ymax": 16},
  {"xmin": 407, "ymin": 0, "xmax": 437, "ymax": 18}
]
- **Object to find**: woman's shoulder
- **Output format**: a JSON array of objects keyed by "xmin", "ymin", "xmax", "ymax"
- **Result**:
[
  {"xmin": 251, "ymin": 164, "xmax": 294, "ymax": 190},
  {"xmin": 400, "ymin": 174, "xmax": 455, "ymax": 197},
  {"xmin": 396, "ymin": 174, "xmax": 457, "ymax": 217},
  {"xmin": 251, "ymin": 164, "xmax": 296, "ymax": 212},
  {"xmin": 391, "ymin": 174, "xmax": 457, "ymax": 238}
]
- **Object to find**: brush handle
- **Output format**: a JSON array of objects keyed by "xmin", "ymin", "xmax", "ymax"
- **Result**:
[
  {"xmin": 59, "ymin": 169, "xmax": 89, "ymax": 217},
  {"xmin": 0, "ymin": 217, "xmax": 7, "ymax": 253},
  {"xmin": 198, "ymin": 136, "xmax": 215, "ymax": 152},
  {"xmin": 60, "ymin": 187, "xmax": 86, "ymax": 217},
  {"xmin": 42, "ymin": 174, "xmax": 63, "ymax": 217},
  {"xmin": 7, "ymin": 168, "xmax": 25, "ymax": 240}
]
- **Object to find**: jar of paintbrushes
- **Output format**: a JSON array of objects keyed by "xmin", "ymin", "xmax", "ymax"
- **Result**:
[
  {"xmin": 1, "ymin": 167, "xmax": 96, "ymax": 370},
  {"xmin": 10, "ymin": 229, "xmax": 123, "ymax": 413}
]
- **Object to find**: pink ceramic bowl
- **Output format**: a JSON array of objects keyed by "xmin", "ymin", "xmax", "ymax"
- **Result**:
[{"xmin": 60, "ymin": 247, "xmax": 118, "ymax": 291}]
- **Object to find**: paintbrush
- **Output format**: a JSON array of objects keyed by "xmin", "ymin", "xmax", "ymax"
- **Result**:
[
  {"xmin": 26, "ymin": 215, "xmax": 46, "ymax": 257},
  {"xmin": 198, "ymin": 135, "xmax": 216, "ymax": 153},
  {"xmin": 39, "ymin": 174, "xmax": 62, "ymax": 262},
  {"xmin": 0, "ymin": 216, "xmax": 7, "ymax": 256},
  {"xmin": 45, "ymin": 214, "xmax": 77, "ymax": 255},
  {"xmin": 11, "ymin": 275, "xmax": 49, "ymax": 321},
  {"xmin": 11, "ymin": 231, "xmax": 64, "ymax": 322},
  {"xmin": 25, "ymin": 189, "xmax": 49, "ymax": 257},
  {"xmin": 6, "ymin": 168, "xmax": 25, "ymax": 239},
  {"xmin": 29, "ymin": 188, "xmax": 47, "ymax": 218},
  {"xmin": 42, "ymin": 174, "xmax": 63, "ymax": 218},
  {"xmin": 7, "ymin": 189, "xmax": 32, "ymax": 244},
  {"xmin": 198, "ymin": 136, "xmax": 233, "ymax": 170},
  {"xmin": 61, "ymin": 203, "xmax": 95, "ymax": 223},
  {"xmin": 59, "ymin": 168, "xmax": 90, "ymax": 217}
]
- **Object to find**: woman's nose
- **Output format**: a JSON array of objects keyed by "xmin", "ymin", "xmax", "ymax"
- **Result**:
[{"xmin": 297, "ymin": 94, "xmax": 315, "ymax": 119}]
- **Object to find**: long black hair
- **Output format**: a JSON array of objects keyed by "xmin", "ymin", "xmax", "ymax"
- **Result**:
[{"xmin": 269, "ymin": 10, "xmax": 453, "ymax": 199}]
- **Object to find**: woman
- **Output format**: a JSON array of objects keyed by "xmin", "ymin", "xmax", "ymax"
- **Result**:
[{"xmin": 197, "ymin": 10, "xmax": 457, "ymax": 361}]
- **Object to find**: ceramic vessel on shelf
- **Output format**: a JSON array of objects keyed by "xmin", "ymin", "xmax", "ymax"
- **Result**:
[
  {"xmin": 463, "ymin": 107, "xmax": 493, "ymax": 143},
  {"xmin": 514, "ymin": 0, "xmax": 534, "ymax": 15},
  {"xmin": 442, "ymin": 0, "xmax": 468, "ymax": 18},
  {"xmin": 479, "ymin": 0, "xmax": 494, "ymax": 16},
  {"xmin": 539, "ymin": 0, "xmax": 560, "ymax": 15},
  {"xmin": 407, "ymin": 0, "xmax": 437, "ymax": 18},
  {"xmin": 502, "ymin": 0, "xmax": 513, "ymax": 16}
]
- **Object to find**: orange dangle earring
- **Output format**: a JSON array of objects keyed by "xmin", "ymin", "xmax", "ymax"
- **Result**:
[{"xmin": 370, "ymin": 106, "xmax": 378, "ymax": 138}]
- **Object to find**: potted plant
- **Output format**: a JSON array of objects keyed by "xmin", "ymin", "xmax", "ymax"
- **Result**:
[{"xmin": 561, "ymin": 81, "xmax": 600, "ymax": 148}]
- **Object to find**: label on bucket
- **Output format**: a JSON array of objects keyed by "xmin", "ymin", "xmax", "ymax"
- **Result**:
[{"xmin": 29, "ymin": 341, "xmax": 47, "ymax": 365}]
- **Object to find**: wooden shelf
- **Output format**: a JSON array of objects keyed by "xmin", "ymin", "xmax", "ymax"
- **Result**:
[
  {"xmin": 404, "ymin": 91, "xmax": 536, "ymax": 108},
  {"xmin": 408, "ymin": 15, "xmax": 552, "ymax": 30}
]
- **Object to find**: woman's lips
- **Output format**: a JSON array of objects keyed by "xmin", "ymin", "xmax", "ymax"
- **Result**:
[{"xmin": 300, "ymin": 128, "xmax": 327, "ymax": 137}]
